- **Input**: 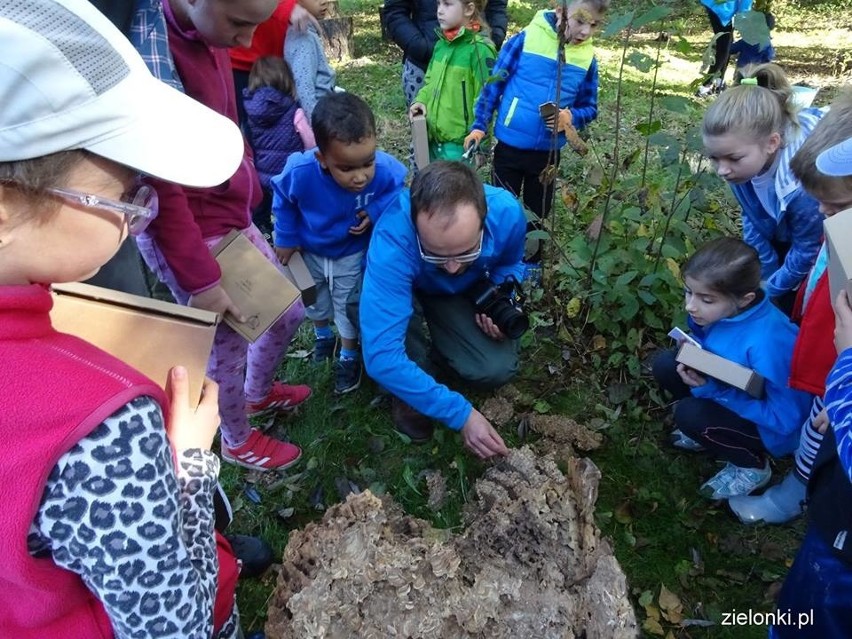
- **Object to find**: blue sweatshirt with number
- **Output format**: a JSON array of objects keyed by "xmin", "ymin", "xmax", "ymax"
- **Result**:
[
  {"xmin": 271, "ymin": 149, "xmax": 407, "ymax": 257},
  {"xmin": 360, "ymin": 185, "xmax": 526, "ymax": 429}
]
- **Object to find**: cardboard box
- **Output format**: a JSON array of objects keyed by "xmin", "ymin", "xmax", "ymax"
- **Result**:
[
  {"xmin": 676, "ymin": 342, "xmax": 765, "ymax": 399},
  {"xmin": 411, "ymin": 114, "xmax": 430, "ymax": 170},
  {"xmin": 212, "ymin": 230, "xmax": 302, "ymax": 342},
  {"xmin": 282, "ymin": 251, "xmax": 317, "ymax": 307},
  {"xmin": 51, "ymin": 283, "xmax": 219, "ymax": 406},
  {"xmin": 824, "ymin": 209, "xmax": 852, "ymax": 304}
]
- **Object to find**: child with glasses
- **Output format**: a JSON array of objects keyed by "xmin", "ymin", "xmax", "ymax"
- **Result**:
[
  {"xmin": 0, "ymin": 0, "xmax": 247, "ymax": 636},
  {"xmin": 272, "ymin": 93, "xmax": 406, "ymax": 394},
  {"xmin": 137, "ymin": 0, "xmax": 313, "ymax": 473}
]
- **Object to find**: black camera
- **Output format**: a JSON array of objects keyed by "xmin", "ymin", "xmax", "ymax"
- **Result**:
[{"xmin": 467, "ymin": 276, "xmax": 529, "ymax": 340}]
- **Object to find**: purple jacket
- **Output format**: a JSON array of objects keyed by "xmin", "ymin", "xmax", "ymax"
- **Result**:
[{"xmin": 244, "ymin": 86, "xmax": 306, "ymax": 189}]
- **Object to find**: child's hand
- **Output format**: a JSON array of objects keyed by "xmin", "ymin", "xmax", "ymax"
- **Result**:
[
  {"xmin": 676, "ymin": 363, "xmax": 707, "ymax": 388},
  {"xmin": 165, "ymin": 367, "xmax": 220, "ymax": 453},
  {"xmin": 275, "ymin": 246, "xmax": 297, "ymax": 265},
  {"xmin": 289, "ymin": 4, "xmax": 321, "ymax": 32},
  {"xmin": 349, "ymin": 211, "xmax": 371, "ymax": 235},
  {"xmin": 834, "ymin": 290, "xmax": 852, "ymax": 354},
  {"xmin": 813, "ymin": 408, "xmax": 830, "ymax": 434},
  {"xmin": 544, "ymin": 109, "xmax": 573, "ymax": 132},
  {"xmin": 189, "ymin": 284, "xmax": 245, "ymax": 322},
  {"xmin": 464, "ymin": 129, "xmax": 485, "ymax": 151},
  {"xmin": 409, "ymin": 102, "xmax": 426, "ymax": 119}
]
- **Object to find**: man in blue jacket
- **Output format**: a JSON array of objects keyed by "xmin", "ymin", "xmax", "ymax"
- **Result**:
[{"xmin": 360, "ymin": 162, "xmax": 526, "ymax": 459}]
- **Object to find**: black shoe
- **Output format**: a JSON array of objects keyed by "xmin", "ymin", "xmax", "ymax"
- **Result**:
[
  {"xmin": 391, "ymin": 397, "xmax": 434, "ymax": 443},
  {"xmin": 225, "ymin": 534, "xmax": 274, "ymax": 578},
  {"xmin": 313, "ymin": 335, "xmax": 337, "ymax": 364},
  {"xmin": 334, "ymin": 357, "xmax": 362, "ymax": 394}
]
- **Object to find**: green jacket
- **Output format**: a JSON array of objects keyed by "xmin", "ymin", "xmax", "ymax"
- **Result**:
[{"xmin": 414, "ymin": 27, "xmax": 496, "ymax": 147}]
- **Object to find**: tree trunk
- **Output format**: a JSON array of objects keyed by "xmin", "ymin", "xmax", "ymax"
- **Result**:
[{"xmin": 320, "ymin": 16, "xmax": 355, "ymax": 61}]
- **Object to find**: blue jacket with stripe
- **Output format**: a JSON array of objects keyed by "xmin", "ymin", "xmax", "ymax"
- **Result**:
[{"xmin": 471, "ymin": 10, "xmax": 598, "ymax": 151}]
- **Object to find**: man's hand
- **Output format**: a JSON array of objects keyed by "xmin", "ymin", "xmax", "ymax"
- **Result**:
[
  {"xmin": 475, "ymin": 312, "xmax": 506, "ymax": 341},
  {"xmin": 289, "ymin": 3, "xmax": 321, "ymax": 32},
  {"xmin": 275, "ymin": 246, "xmax": 297, "ymax": 265},
  {"xmin": 813, "ymin": 408, "xmax": 830, "ymax": 435},
  {"xmin": 189, "ymin": 284, "xmax": 245, "ymax": 322},
  {"xmin": 676, "ymin": 363, "xmax": 707, "ymax": 388},
  {"xmin": 165, "ymin": 367, "xmax": 220, "ymax": 453},
  {"xmin": 464, "ymin": 129, "xmax": 486, "ymax": 151},
  {"xmin": 349, "ymin": 211, "xmax": 372, "ymax": 235},
  {"xmin": 834, "ymin": 290, "xmax": 852, "ymax": 354},
  {"xmin": 461, "ymin": 408, "xmax": 509, "ymax": 459},
  {"xmin": 409, "ymin": 102, "xmax": 426, "ymax": 119}
]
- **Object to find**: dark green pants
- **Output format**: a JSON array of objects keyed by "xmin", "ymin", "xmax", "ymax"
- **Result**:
[{"xmin": 409, "ymin": 293, "xmax": 519, "ymax": 389}]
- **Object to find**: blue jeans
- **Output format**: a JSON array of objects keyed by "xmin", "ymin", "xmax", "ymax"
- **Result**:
[{"xmin": 770, "ymin": 527, "xmax": 852, "ymax": 638}]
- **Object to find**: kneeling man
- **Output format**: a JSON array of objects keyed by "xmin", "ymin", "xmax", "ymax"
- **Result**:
[{"xmin": 360, "ymin": 162, "xmax": 527, "ymax": 459}]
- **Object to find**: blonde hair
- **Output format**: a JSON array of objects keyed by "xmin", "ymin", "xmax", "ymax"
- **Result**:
[
  {"xmin": 791, "ymin": 90, "xmax": 852, "ymax": 195},
  {"xmin": 702, "ymin": 63, "xmax": 799, "ymax": 143},
  {"xmin": 0, "ymin": 151, "xmax": 87, "ymax": 223}
]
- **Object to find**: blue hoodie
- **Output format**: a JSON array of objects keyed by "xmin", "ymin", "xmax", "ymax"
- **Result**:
[
  {"xmin": 271, "ymin": 149, "xmax": 407, "ymax": 258},
  {"xmin": 360, "ymin": 185, "xmax": 526, "ymax": 429},
  {"xmin": 729, "ymin": 108, "xmax": 826, "ymax": 298},
  {"xmin": 687, "ymin": 294, "xmax": 812, "ymax": 456}
]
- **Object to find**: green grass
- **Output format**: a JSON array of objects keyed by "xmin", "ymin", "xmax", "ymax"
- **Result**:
[{"xmin": 225, "ymin": 1, "xmax": 852, "ymax": 636}]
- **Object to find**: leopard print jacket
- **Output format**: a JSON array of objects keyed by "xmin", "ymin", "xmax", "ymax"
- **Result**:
[{"xmin": 27, "ymin": 396, "xmax": 239, "ymax": 638}]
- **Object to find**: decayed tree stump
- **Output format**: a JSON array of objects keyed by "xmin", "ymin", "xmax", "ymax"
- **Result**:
[{"xmin": 266, "ymin": 446, "xmax": 638, "ymax": 639}]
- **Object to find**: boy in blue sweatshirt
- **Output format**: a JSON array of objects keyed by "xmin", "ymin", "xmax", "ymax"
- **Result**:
[
  {"xmin": 465, "ymin": 0, "xmax": 608, "ymax": 272},
  {"xmin": 272, "ymin": 93, "xmax": 407, "ymax": 394}
]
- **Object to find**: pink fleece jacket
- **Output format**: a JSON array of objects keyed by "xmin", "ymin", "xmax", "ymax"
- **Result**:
[{"xmin": 0, "ymin": 284, "xmax": 166, "ymax": 638}]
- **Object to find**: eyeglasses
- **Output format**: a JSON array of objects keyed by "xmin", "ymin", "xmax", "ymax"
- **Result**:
[
  {"xmin": 46, "ymin": 183, "xmax": 158, "ymax": 237},
  {"xmin": 417, "ymin": 229, "xmax": 483, "ymax": 265}
]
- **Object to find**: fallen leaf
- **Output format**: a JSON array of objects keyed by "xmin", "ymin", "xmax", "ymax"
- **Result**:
[
  {"xmin": 286, "ymin": 349, "xmax": 311, "ymax": 359},
  {"xmin": 614, "ymin": 501, "xmax": 634, "ymax": 524},
  {"xmin": 565, "ymin": 296, "xmax": 582, "ymax": 318},
  {"xmin": 659, "ymin": 584, "xmax": 682, "ymax": 613},
  {"xmin": 643, "ymin": 617, "xmax": 665, "ymax": 636},
  {"xmin": 592, "ymin": 334, "xmax": 607, "ymax": 351},
  {"xmin": 585, "ymin": 215, "xmax": 603, "ymax": 240},
  {"xmin": 644, "ymin": 603, "xmax": 660, "ymax": 621}
]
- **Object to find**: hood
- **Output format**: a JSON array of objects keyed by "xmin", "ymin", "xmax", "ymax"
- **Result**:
[{"xmin": 243, "ymin": 86, "xmax": 297, "ymax": 127}]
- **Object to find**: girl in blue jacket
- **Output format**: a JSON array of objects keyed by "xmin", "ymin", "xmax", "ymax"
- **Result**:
[
  {"xmin": 652, "ymin": 237, "xmax": 812, "ymax": 500},
  {"xmin": 702, "ymin": 63, "xmax": 825, "ymax": 315}
]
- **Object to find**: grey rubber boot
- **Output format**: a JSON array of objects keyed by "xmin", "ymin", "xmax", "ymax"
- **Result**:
[{"xmin": 728, "ymin": 470, "xmax": 806, "ymax": 525}]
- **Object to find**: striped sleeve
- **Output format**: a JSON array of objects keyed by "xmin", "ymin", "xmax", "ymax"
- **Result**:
[{"xmin": 824, "ymin": 348, "xmax": 852, "ymax": 482}]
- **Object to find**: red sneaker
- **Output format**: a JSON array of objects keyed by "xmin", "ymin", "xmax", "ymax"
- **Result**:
[
  {"xmin": 221, "ymin": 428, "xmax": 302, "ymax": 472},
  {"xmin": 245, "ymin": 382, "xmax": 312, "ymax": 417}
]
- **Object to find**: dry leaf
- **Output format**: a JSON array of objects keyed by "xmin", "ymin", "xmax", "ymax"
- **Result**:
[
  {"xmin": 643, "ymin": 617, "xmax": 665, "ymax": 636},
  {"xmin": 644, "ymin": 603, "xmax": 661, "ymax": 621},
  {"xmin": 592, "ymin": 334, "xmax": 607, "ymax": 350},
  {"xmin": 659, "ymin": 583, "xmax": 684, "ymax": 624},
  {"xmin": 585, "ymin": 214, "xmax": 603, "ymax": 240}
]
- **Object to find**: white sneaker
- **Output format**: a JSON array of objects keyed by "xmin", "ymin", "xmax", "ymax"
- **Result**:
[
  {"xmin": 671, "ymin": 429, "xmax": 705, "ymax": 452},
  {"xmin": 700, "ymin": 461, "xmax": 771, "ymax": 500}
]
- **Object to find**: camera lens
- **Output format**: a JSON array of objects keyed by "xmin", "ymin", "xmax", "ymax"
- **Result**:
[{"xmin": 489, "ymin": 299, "xmax": 529, "ymax": 340}]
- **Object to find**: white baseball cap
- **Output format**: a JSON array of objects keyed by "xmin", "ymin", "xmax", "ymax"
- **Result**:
[
  {"xmin": 817, "ymin": 138, "xmax": 852, "ymax": 178},
  {"xmin": 0, "ymin": 0, "xmax": 244, "ymax": 188}
]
